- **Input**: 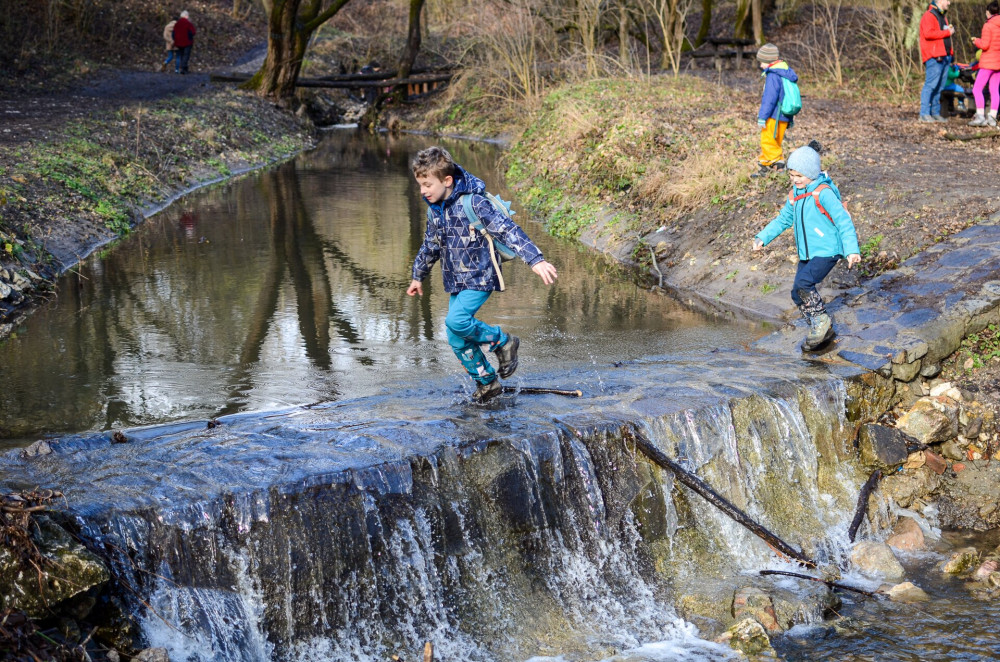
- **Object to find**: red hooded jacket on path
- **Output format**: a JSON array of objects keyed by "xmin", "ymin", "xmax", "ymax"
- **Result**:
[
  {"xmin": 172, "ymin": 17, "xmax": 195, "ymax": 49},
  {"xmin": 919, "ymin": 3, "xmax": 953, "ymax": 62},
  {"xmin": 975, "ymin": 14, "xmax": 1000, "ymax": 70}
]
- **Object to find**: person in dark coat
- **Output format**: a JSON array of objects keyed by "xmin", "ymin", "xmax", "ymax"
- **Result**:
[{"xmin": 172, "ymin": 10, "xmax": 196, "ymax": 74}]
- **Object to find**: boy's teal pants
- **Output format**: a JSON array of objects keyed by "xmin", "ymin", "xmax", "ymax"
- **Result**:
[{"xmin": 446, "ymin": 290, "xmax": 508, "ymax": 384}]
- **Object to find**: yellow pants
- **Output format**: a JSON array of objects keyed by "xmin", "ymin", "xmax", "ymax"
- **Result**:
[{"xmin": 758, "ymin": 119, "xmax": 788, "ymax": 166}]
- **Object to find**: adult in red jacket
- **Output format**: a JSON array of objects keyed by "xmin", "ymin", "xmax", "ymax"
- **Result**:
[
  {"xmin": 919, "ymin": 0, "xmax": 954, "ymax": 122},
  {"xmin": 970, "ymin": 0, "xmax": 1000, "ymax": 126},
  {"xmin": 172, "ymin": 10, "xmax": 196, "ymax": 74}
]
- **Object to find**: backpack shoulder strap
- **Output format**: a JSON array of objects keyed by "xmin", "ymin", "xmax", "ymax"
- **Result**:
[
  {"xmin": 461, "ymin": 194, "xmax": 484, "ymax": 231},
  {"xmin": 789, "ymin": 184, "xmax": 836, "ymax": 225}
]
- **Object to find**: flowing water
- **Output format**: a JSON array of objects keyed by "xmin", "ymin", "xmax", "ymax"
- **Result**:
[{"xmin": 0, "ymin": 132, "xmax": 992, "ymax": 661}]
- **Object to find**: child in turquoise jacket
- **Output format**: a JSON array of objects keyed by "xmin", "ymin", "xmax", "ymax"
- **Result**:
[{"xmin": 752, "ymin": 144, "xmax": 861, "ymax": 351}]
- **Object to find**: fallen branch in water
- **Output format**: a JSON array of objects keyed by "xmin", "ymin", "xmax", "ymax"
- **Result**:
[
  {"xmin": 626, "ymin": 426, "xmax": 816, "ymax": 568},
  {"xmin": 759, "ymin": 569, "xmax": 879, "ymax": 598},
  {"xmin": 848, "ymin": 469, "xmax": 883, "ymax": 543},
  {"xmin": 424, "ymin": 641, "xmax": 434, "ymax": 662},
  {"xmin": 502, "ymin": 386, "xmax": 582, "ymax": 397}
]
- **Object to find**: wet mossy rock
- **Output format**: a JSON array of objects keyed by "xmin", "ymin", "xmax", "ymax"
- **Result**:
[
  {"xmin": 858, "ymin": 424, "xmax": 911, "ymax": 471},
  {"xmin": 845, "ymin": 372, "xmax": 896, "ymax": 424},
  {"xmin": 0, "ymin": 515, "xmax": 109, "ymax": 618},
  {"xmin": 716, "ymin": 617, "xmax": 776, "ymax": 657}
]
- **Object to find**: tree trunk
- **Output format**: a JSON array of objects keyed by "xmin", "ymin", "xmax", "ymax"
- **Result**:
[
  {"xmin": 733, "ymin": 0, "xmax": 751, "ymax": 38},
  {"xmin": 751, "ymin": 0, "xmax": 763, "ymax": 44},
  {"xmin": 244, "ymin": 0, "xmax": 352, "ymax": 100},
  {"xmin": 396, "ymin": 0, "xmax": 426, "ymax": 81},
  {"xmin": 695, "ymin": 0, "xmax": 712, "ymax": 47}
]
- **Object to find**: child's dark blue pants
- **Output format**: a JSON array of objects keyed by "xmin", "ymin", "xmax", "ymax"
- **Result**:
[{"xmin": 791, "ymin": 256, "xmax": 840, "ymax": 306}]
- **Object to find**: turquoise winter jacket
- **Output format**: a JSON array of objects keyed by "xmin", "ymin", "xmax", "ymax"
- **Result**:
[{"xmin": 755, "ymin": 173, "xmax": 860, "ymax": 261}]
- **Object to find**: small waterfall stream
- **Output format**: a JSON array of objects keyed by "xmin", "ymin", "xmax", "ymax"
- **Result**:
[{"xmin": 15, "ymin": 358, "xmax": 873, "ymax": 661}]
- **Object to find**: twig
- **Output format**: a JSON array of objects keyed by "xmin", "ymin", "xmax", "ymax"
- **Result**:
[
  {"xmin": 424, "ymin": 641, "xmax": 434, "ymax": 662},
  {"xmin": 626, "ymin": 426, "xmax": 816, "ymax": 568},
  {"xmin": 943, "ymin": 131, "xmax": 1000, "ymax": 141},
  {"xmin": 501, "ymin": 386, "xmax": 582, "ymax": 397},
  {"xmin": 848, "ymin": 468, "xmax": 883, "ymax": 542},
  {"xmin": 648, "ymin": 245, "xmax": 663, "ymax": 288},
  {"xmin": 759, "ymin": 569, "xmax": 879, "ymax": 597}
]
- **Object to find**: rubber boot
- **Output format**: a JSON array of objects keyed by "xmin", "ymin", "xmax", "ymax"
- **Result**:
[
  {"xmin": 803, "ymin": 311, "xmax": 835, "ymax": 351},
  {"xmin": 472, "ymin": 378, "xmax": 502, "ymax": 403},
  {"xmin": 495, "ymin": 335, "xmax": 520, "ymax": 379}
]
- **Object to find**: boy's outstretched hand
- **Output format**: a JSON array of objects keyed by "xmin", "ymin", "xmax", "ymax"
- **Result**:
[
  {"xmin": 751, "ymin": 239, "xmax": 764, "ymax": 251},
  {"xmin": 406, "ymin": 279, "xmax": 423, "ymax": 296},
  {"xmin": 532, "ymin": 261, "xmax": 558, "ymax": 285},
  {"xmin": 846, "ymin": 253, "xmax": 861, "ymax": 268}
]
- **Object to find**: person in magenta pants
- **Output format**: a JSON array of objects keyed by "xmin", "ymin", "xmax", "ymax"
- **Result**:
[{"xmin": 970, "ymin": 0, "xmax": 1000, "ymax": 126}]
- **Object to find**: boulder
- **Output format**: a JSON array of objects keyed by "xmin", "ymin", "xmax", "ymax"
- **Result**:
[
  {"xmin": 886, "ymin": 581, "xmax": 930, "ymax": 602},
  {"xmin": 858, "ymin": 424, "xmax": 910, "ymax": 470},
  {"xmin": 0, "ymin": 516, "xmax": 109, "ymax": 618},
  {"xmin": 732, "ymin": 586, "xmax": 780, "ymax": 632},
  {"xmin": 942, "ymin": 547, "xmax": 980, "ymax": 574},
  {"xmin": 715, "ymin": 618, "xmax": 774, "ymax": 657},
  {"xmin": 896, "ymin": 398, "xmax": 958, "ymax": 444},
  {"xmin": 886, "ymin": 516, "xmax": 925, "ymax": 551},
  {"xmin": 850, "ymin": 541, "xmax": 905, "ymax": 580}
]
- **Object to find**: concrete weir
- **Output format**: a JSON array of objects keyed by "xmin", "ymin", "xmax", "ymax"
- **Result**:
[{"xmin": 2, "ymin": 354, "xmax": 887, "ymax": 660}]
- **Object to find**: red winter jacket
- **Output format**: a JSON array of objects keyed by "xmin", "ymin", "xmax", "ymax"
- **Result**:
[
  {"xmin": 172, "ymin": 17, "xmax": 195, "ymax": 48},
  {"xmin": 919, "ymin": 4, "xmax": 953, "ymax": 62},
  {"xmin": 974, "ymin": 14, "xmax": 1000, "ymax": 71}
]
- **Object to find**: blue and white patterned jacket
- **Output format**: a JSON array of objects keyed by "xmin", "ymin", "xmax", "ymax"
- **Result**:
[{"xmin": 411, "ymin": 164, "xmax": 544, "ymax": 293}]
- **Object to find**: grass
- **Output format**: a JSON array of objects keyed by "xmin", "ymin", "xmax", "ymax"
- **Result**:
[{"xmin": 502, "ymin": 76, "xmax": 760, "ymax": 239}]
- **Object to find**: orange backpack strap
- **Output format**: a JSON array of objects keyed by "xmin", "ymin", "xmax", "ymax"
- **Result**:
[{"xmin": 788, "ymin": 184, "xmax": 835, "ymax": 225}]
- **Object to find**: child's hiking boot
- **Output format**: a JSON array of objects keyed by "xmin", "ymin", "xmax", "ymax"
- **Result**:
[
  {"xmin": 472, "ymin": 378, "xmax": 503, "ymax": 404},
  {"xmin": 802, "ymin": 312, "xmax": 835, "ymax": 351},
  {"xmin": 969, "ymin": 113, "xmax": 987, "ymax": 126},
  {"xmin": 495, "ymin": 335, "xmax": 520, "ymax": 379},
  {"xmin": 750, "ymin": 165, "xmax": 771, "ymax": 179}
]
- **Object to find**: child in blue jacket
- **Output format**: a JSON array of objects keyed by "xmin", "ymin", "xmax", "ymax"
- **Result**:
[
  {"xmin": 406, "ymin": 146, "xmax": 558, "ymax": 402},
  {"xmin": 753, "ymin": 43, "xmax": 799, "ymax": 178},
  {"xmin": 752, "ymin": 144, "xmax": 861, "ymax": 351}
]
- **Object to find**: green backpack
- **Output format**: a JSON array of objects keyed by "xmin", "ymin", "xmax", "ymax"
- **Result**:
[{"xmin": 779, "ymin": 77, "xmax": 802, "ymax": 117}]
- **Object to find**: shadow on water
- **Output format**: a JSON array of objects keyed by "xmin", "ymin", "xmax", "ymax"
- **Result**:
[{"xmin": 0, "ymin": 131, "xmax": 763, "ymax": 446}]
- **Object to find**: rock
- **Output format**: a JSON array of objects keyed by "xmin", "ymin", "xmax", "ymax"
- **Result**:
[
  {"xmin": 929, "ymin": 382, "xmax": 955, "ymax": 398},
  {"xmin": 940, "ymin": 439, "xmax": 966, "ymax": 461},
  {"xmin": 892, "ymin": 359, "xmax": 922, "ymax": 382},
  {"xmin": 896, "ymin": 398, "xmax": 958, "ymax": 444},
  {"xmin": 886, "ymin": 516, "xmax": 925, "ymax": 551},
  {"xmin": 973, "ymin": 559, "xmax": 999, "ymax": 582},
  {"xmin": 732, "ymin": 586, "xmax": 781, "ymax": 632},
  {"xmin": 942, "ymin": 547, "xmax": 980, "ymax": 574},
  {"xmin": 107, "ymin": 651, "xmax": 121, "ymax": 662},
  {"xmin": 850, "ymin": 541, "xmax": 905, "ymax": 579},
  {"xmin": 134, "ymin": 649, "xmax": 170, "ymax": 662},
  {"xmin": 20, "ymin": 440, "xmax": 53, "ymax": 458},
  {"xmin": 887, "ymin": 581, "xmax": 930, "ymax": 602},
  {"xmin": 923, "ymin": 450, "xmax": 948, "ymax": 475},
  {"xmin": 0, "ymin": 516, "xmax": 109, "ymax": 617},
  {"xmin": 903, "ymin": 451, "xmax": 926, "ymax": 469},
  {"xmin": 881, "ymin": 467, "xmax": 942, "ymax": 508},
  {"xmin": 0, "ymin": 281, "xmax": 11, "ymax": 300},
  {"xmin": 989, "ymin": 572, "xmax": 1000, "ymax": 588},
  {"xmin": 858, "ymin": 424, "xmax": 910, "ymax": 470},
  {"xmin": 953, "ymin": 462, "xmax": 966, "ymax": 473},
  {"xmin": 920, "ymin": 363, "xmax": 942, "ymax": 378},
  {"xmin": 715, "ymin": 618, "xmax": 774, "ymax": 657},
  {"xmin": 960, "ymin": 401, "xmax": 992, "ymax": 438}
]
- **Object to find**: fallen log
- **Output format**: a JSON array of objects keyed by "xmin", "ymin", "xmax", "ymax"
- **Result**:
[
  {"xmin": 209, "ymin": 72, "xmax": 453, "ymax": 89},
  {"xmin": 943, "ymin": 131, "xmax": 1000, "ymax": 141},
  {"xmin": 626, "ymin": 427, "xmax": 816, "ymax": 568},
  {"xmin": 502, "ymin": 386, "xmax": 582, "ymax": 397},
  {"xmin": 758, "ymin": 570, "xmax": 879, "ymax": 597},
  {"xmin": 847, "ymin": 469, "xmax": 883, "ymax": 543}
]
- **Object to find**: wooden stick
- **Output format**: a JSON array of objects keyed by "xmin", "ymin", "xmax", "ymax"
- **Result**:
[
  {"xmin": 627, "ymin": 427, "xmax": 816, "ymax": 568},
  {"xmin": 759, "ymin": 569, "xmax": 879, "ymax": 597},
  {"xmin": 848, "ymin": 469, "xmax": 883, "ymax": 543},
  {"xmin": 943, "ymin": 131, "xmax": 1000, "ymax": 141},
  {"xmin": 502, "ymin": 386, "xmax": 582, "ymax": 397},
  {"xmin": 424, "ymin": 641, "xmax": 434, "ymax": 662}
]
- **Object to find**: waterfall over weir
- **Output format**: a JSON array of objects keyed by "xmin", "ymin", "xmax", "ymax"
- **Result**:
[{"xmin": 4, "ymin": 353, "xmax": 882, "ymax": 661}]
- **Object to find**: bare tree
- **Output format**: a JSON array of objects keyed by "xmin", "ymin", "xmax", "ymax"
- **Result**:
[
  {"xmin": 862, "ymin": 0, "xmax": 920, "ymax": 94},
  {"xmin": 643, "ymin": 0, "xmax": 695, "ymax": 73},
  {"xmin": 477, "ymin": 0, "xmax": 554, "ymax": 100},
  {"xmin": 243, "ymin": 0, "xmax": 353, "ymax": 100},
  {"xmin": 797, "ymin": 0, "xmax": 846, "ymax": 85}
]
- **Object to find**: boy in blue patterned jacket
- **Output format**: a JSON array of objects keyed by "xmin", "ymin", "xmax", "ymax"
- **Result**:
[
  {"xmin": 752, "ymin": 144, "xmax": 861, "ymax": 351},
  {"xmin": 406, "ymin": 146, "xmax": 558, "ymax": 403}
]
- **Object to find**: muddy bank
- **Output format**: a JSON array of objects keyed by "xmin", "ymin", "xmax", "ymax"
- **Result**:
[{"xmin": 0, "ymin": 83, "xmax": 316, "ymax": 338}]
